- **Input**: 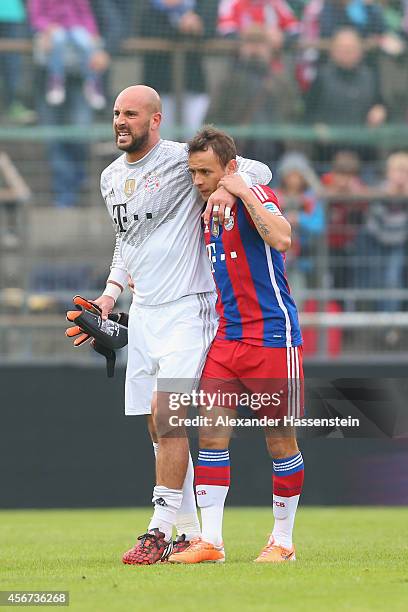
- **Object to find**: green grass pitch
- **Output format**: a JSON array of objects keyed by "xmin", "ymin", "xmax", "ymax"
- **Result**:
[{"xmin": 1, "ymin": 507, "xmax": 407, "ymax": 611}]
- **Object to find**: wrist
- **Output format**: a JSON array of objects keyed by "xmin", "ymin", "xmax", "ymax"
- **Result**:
[
  {"xmin": 240, "ymin": 186, "xmax": 253, "ymax": 202},
  {"xmin": 103, "ymin": 281, "xmax": 122, "ymax": 303}
]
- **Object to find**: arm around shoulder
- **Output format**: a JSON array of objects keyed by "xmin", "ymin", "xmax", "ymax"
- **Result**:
[
  {"xmin": 218, "ymin": 176, "xmax": 291, "ymax": 251},
  {"xmin": 236, "ymin": 156, "xmax": 272, "ymax": 187}
]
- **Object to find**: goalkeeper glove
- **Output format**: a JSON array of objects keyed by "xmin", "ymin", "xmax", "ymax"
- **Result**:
[{"xmin": 65, "ymin": 295, "xmax": 128, "ymax": 377}]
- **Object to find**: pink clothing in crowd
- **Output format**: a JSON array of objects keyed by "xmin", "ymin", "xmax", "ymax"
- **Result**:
[{"xmin": 27, "ymin": 0, "xmax": 99, "ymax": 36}]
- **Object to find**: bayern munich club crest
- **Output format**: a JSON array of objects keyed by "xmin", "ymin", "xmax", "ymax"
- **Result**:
[
  {"xmin": 224, "ymin": 213, "xmax": 235, "ymax": 231},
  {"xmin": 144, "ymin": 173, "xmax": 160, "ymax": 193}
]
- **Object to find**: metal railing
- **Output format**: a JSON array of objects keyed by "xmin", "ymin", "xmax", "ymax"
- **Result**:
[
  {"xmin": 1, "ymin": 194, "xmax": 407, "ymax": 361},
  {"xmin": 0, "ymin": 35, "xmax": 407, "ymax": 141}
]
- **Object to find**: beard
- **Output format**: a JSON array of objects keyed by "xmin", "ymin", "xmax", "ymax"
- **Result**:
[{"xmin": 116, "ymin": 124, "xmax": 150, "ymax": 153}]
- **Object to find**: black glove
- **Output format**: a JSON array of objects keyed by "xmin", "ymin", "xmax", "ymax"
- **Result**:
[{"xmin": 65, "ymin": 295, "xmax": 128, "ymax": 378}]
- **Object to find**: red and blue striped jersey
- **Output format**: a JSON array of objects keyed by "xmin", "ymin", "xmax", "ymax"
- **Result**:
[{"xmin": 204, "ymin": 185, "xmax": 302, "ymax": 348}]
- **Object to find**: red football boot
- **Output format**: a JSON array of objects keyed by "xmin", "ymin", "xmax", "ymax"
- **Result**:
[{"xmin": 122, "ymin": 528, "xmax": 173, "ymax": 565}]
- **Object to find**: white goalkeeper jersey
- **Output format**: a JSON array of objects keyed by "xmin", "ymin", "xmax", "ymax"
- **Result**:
[{"xmin": 100, "ymin": 139, "xmax": 272, "ymax": 306}]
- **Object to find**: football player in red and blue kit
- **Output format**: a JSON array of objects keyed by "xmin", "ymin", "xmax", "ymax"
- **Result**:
[{"xmin": 169, "ymin": 126, "xmax": 304, "ymax": 565}]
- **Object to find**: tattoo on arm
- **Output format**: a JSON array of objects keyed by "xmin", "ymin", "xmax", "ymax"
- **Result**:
[{"xmin": 246, "ymin": 202, "xmax": 270, "ymax": 240}]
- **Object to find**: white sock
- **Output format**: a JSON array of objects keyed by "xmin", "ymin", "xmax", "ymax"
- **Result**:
[
  {"xmin": 271, "ymin": 494, "xmax": 300, "ymax": 549},
  {"xmin": 271, "ymin": 452, "xmax": 304, "ymax": 549},
  {"xmin": 148, "ymin": 485, "xmax": 182, "ymax": 542},
  {"xmin": 175, "ymin": 453, "xmax": 201, "ymax": 541},
  {"xmin": 196, "ymin": 484, "xmax": 228, "ymax": 547},
  {"xmin": 195, "ymin": 448, "xmax": 230, "ymax": 547},
  {"xmin": 151, "ymin": 442, "xmax": 200, "ymax": 541}
]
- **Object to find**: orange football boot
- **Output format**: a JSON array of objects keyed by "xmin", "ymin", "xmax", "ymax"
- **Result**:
[
  {"xmin": 168, "ymin": 537, "xmax": 225, "ymax": 564},
  {"xmin": 254, "ymin": 536, "xmax": 296, "ymax": 563}
]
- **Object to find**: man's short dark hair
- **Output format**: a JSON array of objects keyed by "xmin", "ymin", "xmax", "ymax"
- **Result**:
[{"xmin": 188, "ymin": 125, "xmax": 237, "ymax": 167}]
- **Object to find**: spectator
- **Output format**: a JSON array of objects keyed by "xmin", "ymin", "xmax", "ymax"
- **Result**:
[
  {"xmin": 319, "ymin": 0, "xmax": 386, "ymax": 39},
  {"xmin": 34, "ymin": 74, "xmax": 95, "ymax": 208},
  {"xmin": 138, "ymin": 0, "xmax": 219, "ymax": 132},
  {"xmin": 300, "ymin": 0, "xmax": 324, "ymax": 42},
  {"xmin": 91, "ymin": 1, "xmax": 135, "ymax": 55},
  {"xmin": 205, "ymin": 24, "xmax": 301, "ymax": 161},
  {"xmin": 300, "ymin": 0, "xmax": 326, "ymax": 44},
  {"xmin": 306, "ymin": 28, "xmax": 386, "ymax": 127},
  {"xmin": 275, "ymin": 152, "xmax": 324, "ymax": 301},
  {"xmin": 27, "ymin": 0, "xmax": 109, "ymax": 110},
  {"xmin": 0, "ymin": 0, "xmax": 35, "ymax": 123},
  {"xmin": 376, "ymin": 1, "xmax": 408, "ymax": 124},
  {"xmin": 321, "ymin": 1, "xmax": 408, "ymax": 88},
  {"xmin": 28, "ymin": 0, "xmax": 110, "ymax": 208},
  {"xmin": 91, "ymin": 0, "xmax": 136, "ymax": 113},
  {"xmin": 321, "ymin": 151, "xmax": 368, "ymax": 291},
  {"xmin": 297, "ymin": 0, "xmax": 327, "ymax": 92},
  {"xmin": 354, "ymin": 151, "xmax": 408, "ymax": 314},
  {"xmin": 218, "ymin": 0, "xmax": 300, "ymax": 45}
]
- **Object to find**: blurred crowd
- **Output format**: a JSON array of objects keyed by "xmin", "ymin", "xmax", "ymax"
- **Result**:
[
  {"xmin": 1, "ymin": 2, "xmax": 408, "ymax": 125},
  {"xmin": 1, "ymin": 2, "xmax": 408, "ymax": 192},
  {"xmin": 1, "ymin": 1, "xmax": 408, "ymax": 330}
]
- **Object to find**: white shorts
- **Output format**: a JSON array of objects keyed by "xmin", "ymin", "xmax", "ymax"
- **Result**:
[{"xmin": 125, "ymin": 292, "xmax": 218, "ymax": 415}]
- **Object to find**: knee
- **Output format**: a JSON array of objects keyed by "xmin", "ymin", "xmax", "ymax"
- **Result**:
[
  {"xmin": 50, "ymin": 28, "xmax": 67, "ymax": 47},
  {"xmin": 199, "ymin": 437, "xmax": 229, "ymax": 450},
  {"xmin": 266, "ymin": 436, "xmax": 298, "ymax": 459},
  {"xmin": 70, "ymin": 26, "xmax": 92, "ymax": 50},
  {"xmin": 152, "ymin": 393, "xmax": 187, "ymax": 439}
]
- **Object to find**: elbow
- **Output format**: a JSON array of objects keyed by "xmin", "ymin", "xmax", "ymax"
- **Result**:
[
  {"xmin": 279, "ymin": 235, "xmax": 292, "ymax": 252},
  {"xmin": 270, "ymin": 235, "xmax": 291, "ymax": 252},
  {"xmin": 278, "ymin": 225, "xmax": 292, "ymax": 252}
]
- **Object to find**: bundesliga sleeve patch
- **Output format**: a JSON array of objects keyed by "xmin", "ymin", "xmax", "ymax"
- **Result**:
[
  {"xmin": 263, "ymin": 202, "xmax": 282, "ymax": 216},
  {"xmin": 250, "ymin": 185, "xmax": 282, "ymax": 215}
]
